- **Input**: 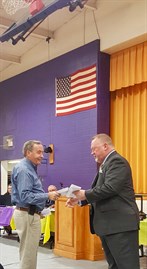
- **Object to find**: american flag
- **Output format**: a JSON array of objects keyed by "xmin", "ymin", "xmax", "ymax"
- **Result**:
[{"xmin": 55, "ymin": 64, "xmax": 97, "ymax": 116}]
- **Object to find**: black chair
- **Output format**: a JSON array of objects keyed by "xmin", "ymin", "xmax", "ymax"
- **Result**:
[
  {"xmin": 135, "ymin": 194, "xmax": 146, "ymax": 221},
  {"xmin": 0, "ymin": 195, "xmax": 4, "ymax": 205}
]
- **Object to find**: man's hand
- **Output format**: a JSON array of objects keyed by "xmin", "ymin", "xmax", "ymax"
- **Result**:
[
  {"xmin": 48, "ymin": 185, "xmax": 57, "ymax": 192},
  {"xmin": 48, "ymin": 191, "xmax": 60, "ymax": 201},
  {"xmin": 66, "ymin": 198, "xmax": 79, "ymax": 208},
  {"xmin": 73, "ymin": 190, "xmax": 86, "ymax": 200}
]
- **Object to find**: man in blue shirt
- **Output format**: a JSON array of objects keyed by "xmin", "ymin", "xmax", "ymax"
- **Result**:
[{"xmin": 11, "ymin": 140, "xmax": 60, "ymax": 269}]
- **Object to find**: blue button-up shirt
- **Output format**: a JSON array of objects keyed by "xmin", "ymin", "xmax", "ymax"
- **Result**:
[{"xmin": 11, "ymin": 158, "xmax": 48, "ymax": 211}]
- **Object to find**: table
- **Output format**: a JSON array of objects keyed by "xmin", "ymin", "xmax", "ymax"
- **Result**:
[
  {"xmin": 9, "ymin": 213, "xmax": 147, "ymax": 249},
  {"xmin": 10, "ymin": 212, "xmax": 55, "ymax": 245}
]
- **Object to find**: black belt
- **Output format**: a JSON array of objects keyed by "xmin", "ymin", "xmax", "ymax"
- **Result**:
[{"xmin": 16, "ymin": 206, "xmax": 41, "ymax": 215}]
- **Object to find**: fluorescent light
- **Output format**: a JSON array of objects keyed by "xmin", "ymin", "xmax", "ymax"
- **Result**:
[{"xmin": 8, "ymin": 159, "xmax": 21, "ymax": 164}]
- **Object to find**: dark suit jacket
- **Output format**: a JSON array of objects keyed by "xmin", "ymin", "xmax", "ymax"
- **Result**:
[
  {"xmin": 0, "ymin": 195, "xmax": 4, "ymax": 205},
  {"xmin": 0, "ymin": 193, "xmax": 12, "ymax": 206},
  {"xmin": 85, "ymin": 151, "xmax": 139, "ymax": 236}
]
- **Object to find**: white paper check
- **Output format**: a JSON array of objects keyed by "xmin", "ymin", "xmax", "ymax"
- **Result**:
[
  {"xmin": 41, "ymin": 207, "xmax": 51, "ymax": 216},
  {"xmin": 58, "ymin": 184, "xmax": 81, "ymax": 198}
]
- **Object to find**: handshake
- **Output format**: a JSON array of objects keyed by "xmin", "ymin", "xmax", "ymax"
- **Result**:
[{"xmin": 47, "ymin": 185, "xmax": 60, "ymax": 201}]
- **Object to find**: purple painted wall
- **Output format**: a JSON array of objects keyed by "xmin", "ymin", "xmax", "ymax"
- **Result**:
[{"xmin": 0, "ymin": 40, "xmax": 110, "ymax": 191}]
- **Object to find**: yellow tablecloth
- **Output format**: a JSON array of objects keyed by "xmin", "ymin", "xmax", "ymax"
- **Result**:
[
  {"xmin": 139, "ymin": 218, "xmax": 147, "ymax": 245},
  {"xmin": 10, "ymin": 212, "xmax": 55, "ymax": 245},
  {"xmin": 10, "ymin": 217, "xmax": 16, "ymax": 230},
  {"xmin": 41, "ymin": 212, "xmax": 55, "ymax": 244}
]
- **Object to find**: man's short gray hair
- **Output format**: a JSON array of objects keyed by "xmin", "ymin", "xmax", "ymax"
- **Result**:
[
  {"xmin": 92, "ymin": 134, "xmax": 114, "ymax": 146},
  {"xmin": 22, "ymin": 140, "xmax": 42, "ymax": 156}
]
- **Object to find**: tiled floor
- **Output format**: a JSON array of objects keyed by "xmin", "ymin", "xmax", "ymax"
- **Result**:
[
  {"xmin": 0, "ymin": 237, "xmax": 107, "ymax": 269},
  {"xmin": 0, "ymin": 236, "xmax": 146, "ymax": 269}
]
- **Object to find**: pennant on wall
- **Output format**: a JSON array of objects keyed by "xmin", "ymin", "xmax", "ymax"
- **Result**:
[{"xmin": 55, "ymin": 64, "xmax": 97, "ymax": 116}]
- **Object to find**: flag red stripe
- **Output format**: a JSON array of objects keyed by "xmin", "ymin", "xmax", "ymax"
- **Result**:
[
  {"xmin": 71, "ymin": 83, "xmax": 96, "ymax": 95},
  {"xmin": 71, "ymin": 77, "xmax": 96, "ymax": 89},
  {"xmin": 57, "ymin": 91, "xmax": 96, "ymax": 104},
  {"xmin": 57, "ymin": 97, "xmax": 96, "ymax": 110},
  {"xmin": 71, "ymin": 64, "xmax": 96, "ymax": 77},
  {"xmin": 56, "ymin": 104, "xmax": 96, "ymax": 116},
  {"xmin": 71, "ymin": 70, "xmax": 96, "ymax": 83}
]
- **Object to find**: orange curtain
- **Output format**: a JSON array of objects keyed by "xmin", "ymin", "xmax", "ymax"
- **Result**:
[
  {"xmin": 110, "ymin": 82, "xmax": 147, "ymax": 193},
  {"xmin": 110, "ymin": 41, "xmax": 147, "ymax": 91},
  {"xmin": 110, "ymin": 42, "xmax": 147, "ymax": 194}
]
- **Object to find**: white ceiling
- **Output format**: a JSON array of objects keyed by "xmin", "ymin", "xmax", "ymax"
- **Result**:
[{"xmin": 0, "ymin": 0, "xmax": 147, "ymax": 82}]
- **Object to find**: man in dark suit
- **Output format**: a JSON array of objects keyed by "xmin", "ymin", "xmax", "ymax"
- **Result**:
[{"xmin": 66, "ymin": 133, "xmax": 140, "ymax": 269}]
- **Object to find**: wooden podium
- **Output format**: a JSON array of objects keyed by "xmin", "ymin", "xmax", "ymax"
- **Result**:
[{"xmin": 54, "ymin": 197, "xmax": 104, "ymax": 261}]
